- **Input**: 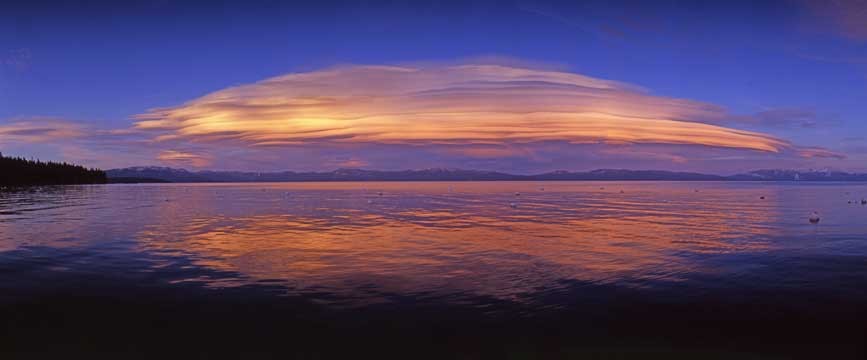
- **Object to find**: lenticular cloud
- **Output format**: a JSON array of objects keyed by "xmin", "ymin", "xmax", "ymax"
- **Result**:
[{"xmin": 134, "ymin": 63, "xmax": 789, "ymax": 153}]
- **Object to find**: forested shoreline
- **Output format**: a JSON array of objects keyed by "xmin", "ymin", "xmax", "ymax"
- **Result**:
[{"xmin": 0, "ymin": 154, "xmax": 106, "ymax": 187}]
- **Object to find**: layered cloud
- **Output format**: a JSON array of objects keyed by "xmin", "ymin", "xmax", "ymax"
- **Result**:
[
  {"xmin": 2, "ymin": 62, "xmax": 850, "ymax": 172},
  {"xmin": 0, "ymin": 118, "xmax": 165, "ymax": 169},
  {"xmin": 798, "ymin": 147, "xmax": 847, "ymax": 159},
  {"xmin": 134, "ymin": 64, "xmax": 796, "ymax": 154},
  {"xmin": 157, "ymin": 150, "xmax": 212, "ymax": 167},
  {"xmin": 0, "ymin": 118, "xmax": 85, "ymax": 143}
]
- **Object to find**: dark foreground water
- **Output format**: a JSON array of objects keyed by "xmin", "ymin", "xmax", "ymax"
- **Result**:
[{"xmin": 1, "ymin": 181, "xmax": 866, "ymax": 358}]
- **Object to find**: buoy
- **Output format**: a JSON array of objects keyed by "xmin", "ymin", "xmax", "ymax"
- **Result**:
[
  {"xmin": 809, "ymin": 212, "xmax": 820, "ymax": 224},
  {"xmin": 760, "ymin": 196, "xmax": 765, "ymax": 200},
  {"xmin": 515, "ymin": 192, "xmax": 520, "ymax": 196},
  {"xmin": 378, "ymin": 191, "xmax": 383, "ymax": 196},
  {"xmin": 510, "ymin": 202, "xmax": 518, "ymax": 208},
  {"xmin": 862, "ymin": 199, "xmax": 867, "ymax": 205}
]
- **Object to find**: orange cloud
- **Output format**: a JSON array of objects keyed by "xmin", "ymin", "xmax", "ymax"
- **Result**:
[
  {"xmin": 440, "ymin": 145, "xmax": 535, "ymax": 159},
  {"xmin": 798, "ymin": 147, "xmax": 847, "ymax": 159},
  {"xmin": 0, "ymin": 118, "xmax": 85, "ymax": 143},
  {"xmin": 331, "ymin": 157, "xmax": 369, "ymax": 168},
  {"xmin": 134, "ymin": 63, "xmax": 791, "ymax": 154},
  {"xmin": 157, "ymin": 150, "xmax": 211, "ymax": 167}
]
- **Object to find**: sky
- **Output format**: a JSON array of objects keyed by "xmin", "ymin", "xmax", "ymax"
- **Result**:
[{"xmin": 1, "ymin": 0, "xmax": 866, "ymax": 174}]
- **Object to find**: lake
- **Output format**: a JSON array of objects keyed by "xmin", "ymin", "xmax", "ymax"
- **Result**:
[{"xmin": 2, "ymin": 181, "xmax": 866, "ymax": 358}]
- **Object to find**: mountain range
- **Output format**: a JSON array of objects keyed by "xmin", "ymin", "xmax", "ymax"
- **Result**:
[{"xmin": 105, "ymin": 167, "xmax": 867, "ymax": 183}]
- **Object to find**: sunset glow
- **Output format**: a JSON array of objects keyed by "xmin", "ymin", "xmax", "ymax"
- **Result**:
[
  {"xmin": 135, "ymin": 64, "xmax": 790, "ymax": 153},
  {"xmin": 1, "ymin": 0, "xmax": 863, "ymax": 173},
  {"xmin": 4, "ymin": 1, "xmax": 867, "ymax": 357}
]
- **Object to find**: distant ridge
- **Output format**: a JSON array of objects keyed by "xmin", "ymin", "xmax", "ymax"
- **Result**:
[{"xmin": 105, "ymin": 167, "xmax": 867, "ymax": 183}]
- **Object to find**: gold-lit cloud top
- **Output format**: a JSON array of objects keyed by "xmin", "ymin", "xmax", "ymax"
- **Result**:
[{"xmin": 135, "ymin": 64, "xmax": 790, "ymax": 153}]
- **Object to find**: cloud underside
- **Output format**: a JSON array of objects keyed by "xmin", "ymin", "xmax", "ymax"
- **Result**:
[{"xmin": 135, "ymin": 64, "xmax": 790, "ymax": 154}]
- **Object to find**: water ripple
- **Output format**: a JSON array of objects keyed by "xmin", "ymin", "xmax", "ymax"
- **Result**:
[{"xmin": 2, "ymin": 181, "xmax": 867, "ymax": 308}]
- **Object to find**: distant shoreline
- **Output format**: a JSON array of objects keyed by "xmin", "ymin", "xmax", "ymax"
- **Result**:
[{"xmin": 106, "ymin": 167, "xmax": 867, "ymax": 183}]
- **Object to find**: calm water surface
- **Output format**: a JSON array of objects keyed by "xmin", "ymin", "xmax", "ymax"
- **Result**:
[{"xmin": 2, "ymin": 181, "xmax": 866, "ymax": 357}]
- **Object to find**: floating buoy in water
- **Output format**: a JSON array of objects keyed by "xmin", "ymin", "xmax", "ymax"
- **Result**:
[
  {"xmin": 599, "ymin": 187, "xmax": 605, "ymax": 190},
  {"xmin": 619, "ymin": 190, "xmax": 624, "ymax": 194},
  {"xmin": 510, "ymin": 202, "xmax": 518, "ymax": 208},
  {"xmin": 515, "ymin": 192, "xmax": 520, "ymax": 196},
  {"xmin": 809, "ymin": 212, "xmax": 820, "ymax": 224},
  {"xmin": 760, "ymin": 196, "xmax": 765, "ymax": 200},
  {"xmin": 378, "ymin": 191, "xmax": 383, "ymax": 196},
  {"xmin": 367, "ymin": 199, "xmax": 373, "ymax": 204},
  {"xmin": 539, "ymin": 187, "xmax": 545, "ymax": 191},
  {"xmin": 862, "ymin": 199, "xmax": 867, "ymax": 205}
]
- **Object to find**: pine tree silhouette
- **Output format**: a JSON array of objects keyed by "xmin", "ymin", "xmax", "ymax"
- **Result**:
[{"xmin": 0, "ymin": 153, "xmax": 107, "ymax": 186}]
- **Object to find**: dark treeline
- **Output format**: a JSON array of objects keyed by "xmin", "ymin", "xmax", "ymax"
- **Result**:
[{"xmin": 0, "ymin": 153, "xmax": 106, "ymax": 186}]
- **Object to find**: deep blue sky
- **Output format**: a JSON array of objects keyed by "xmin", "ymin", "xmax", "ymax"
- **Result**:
[{"xmin": 1, "ymin": 0, "xmax": 865, "ymax": 173}]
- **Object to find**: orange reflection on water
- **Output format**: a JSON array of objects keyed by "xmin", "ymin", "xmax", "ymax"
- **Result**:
[
  {"xmin": 130, "ymin": 182, "xmax": 782, "ymax": 304},
  {"xmin": 10, "ymin": 180, "xmax": 867, "ymax": 308}
]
